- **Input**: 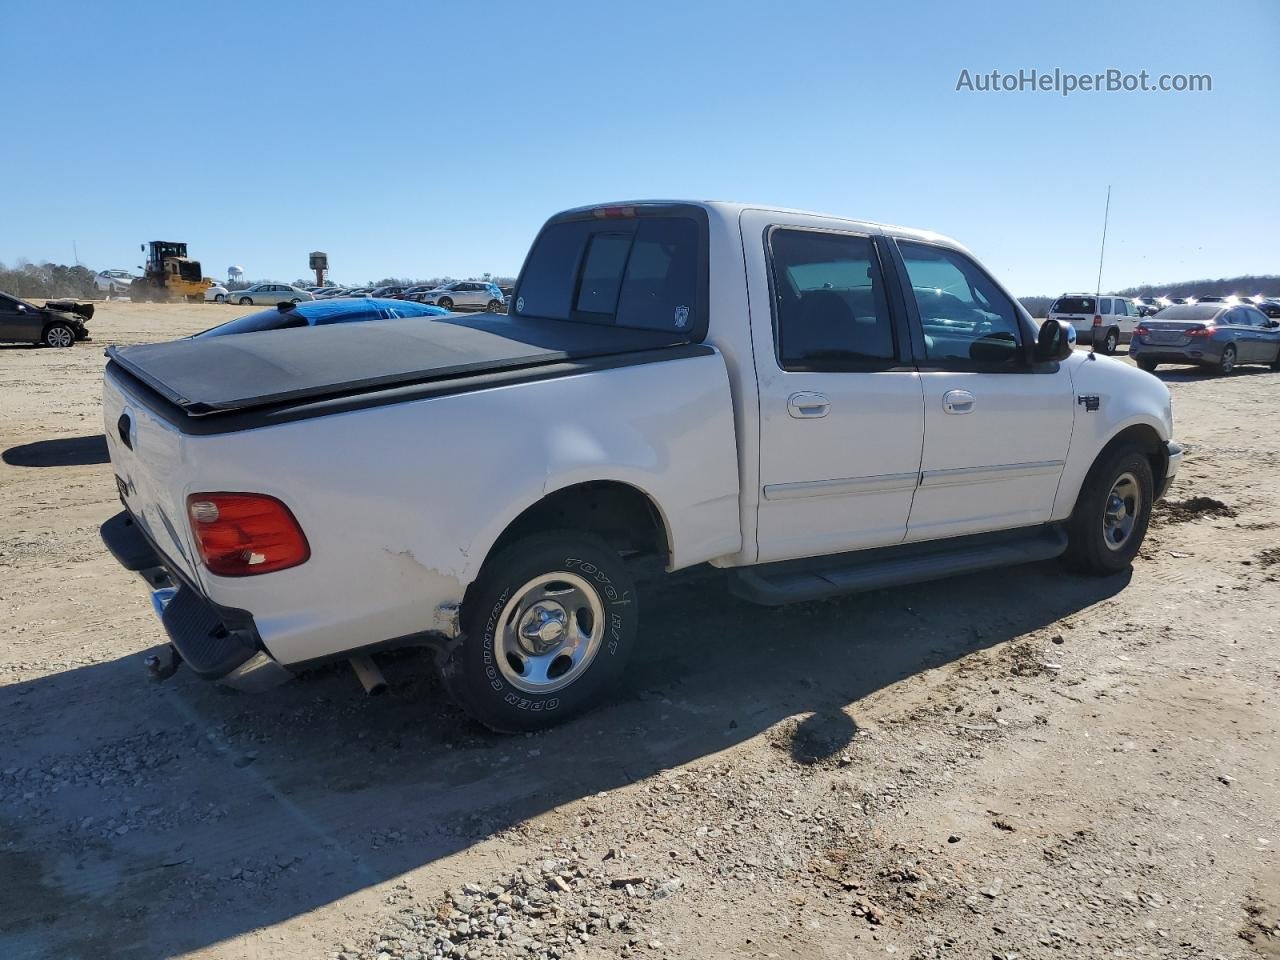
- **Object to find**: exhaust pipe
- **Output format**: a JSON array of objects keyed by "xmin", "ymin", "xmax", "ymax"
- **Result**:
[{"xmin": 349, "ymin": 655, "xmax": 386, "ymax": 696}]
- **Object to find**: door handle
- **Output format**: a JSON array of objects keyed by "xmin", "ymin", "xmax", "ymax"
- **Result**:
[
  {"xmin": 787, "ymin": 392, "xmax": 831, "ymax": 419},
  {"xmin": 942, "ymin": 389, "xmax": 976, "ymax": 414}
]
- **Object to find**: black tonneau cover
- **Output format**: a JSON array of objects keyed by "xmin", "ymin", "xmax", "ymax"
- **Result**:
[{"xmin": 106, "ymin": 314, "xmax": 692, "ymax": 417}]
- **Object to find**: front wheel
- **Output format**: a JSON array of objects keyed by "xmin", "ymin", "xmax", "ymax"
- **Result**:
[
  {"xmin": 1136, "ymin": 358, "xmax": 1158, "ymax": 372},
  {"xmin": 238, "ymin": 296, "xmax": 252, "ymax": 305},
  {"xmin": 42, "ymin": 324, "xmax": 75, "ymax": 348},
  {"xmin": 1218, "ymin": 344, "xmax": 1237, "ymax": 375},
  {"xmin": 441, "ymin": 531, "xmax": 639, "ymax": 732},
  {"xmin": 437, "ymin": 297, "xmax": 453, "ymax": 311},
  {"xmin": 1062, "ymin": 447, "xmax": 1154, "ymax": 576}
]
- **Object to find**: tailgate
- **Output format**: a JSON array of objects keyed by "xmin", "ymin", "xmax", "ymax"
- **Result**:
[{"xmin": 102, "ymin": 367, "xmax": 203, "ymax": 585}]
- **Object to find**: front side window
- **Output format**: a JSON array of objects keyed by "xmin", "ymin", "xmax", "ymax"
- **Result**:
[
  {"xmin": 768, "ymin": 229, "xmax": 896, "ymax": 369},
  {"xmin": 897, "ymin": 241, "xmax": 1023, "ymax": 367}
]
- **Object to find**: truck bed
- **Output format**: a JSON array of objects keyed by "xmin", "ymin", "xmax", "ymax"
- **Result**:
[{"xmin": 106, "ymin": 313, "xmax": 702, "ymax": 423}]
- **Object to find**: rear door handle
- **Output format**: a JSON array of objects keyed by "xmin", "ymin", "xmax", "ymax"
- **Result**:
[
  {"xmin": 942, "ymin": 389, "xmax": 976, "ymax": 414},
  {"xmin": 787, "ymin": 392, "xmax": 831, "ymax": 419}
]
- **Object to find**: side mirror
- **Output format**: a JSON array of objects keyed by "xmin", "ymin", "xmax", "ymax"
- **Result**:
[
  {"xmin": 1267, "ymin": 320, "xmax": 1280, "ymax": 329},
  {"xmin": 1034, "ymin": 318, "xmax": 1075, "ymax": 362}
]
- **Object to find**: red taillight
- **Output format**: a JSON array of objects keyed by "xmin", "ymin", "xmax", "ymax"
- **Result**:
[
  {"xmin": 1135, "ymin": 324, "xmax": 1150, "ymax": 337},
  {"xmin": 187, "ymin": 493, "xmax": 310, "ymax": 577},
  {"xmin": 1092, "ymin": 315, "xmax": 1103, "ymax": 327},
  {"xmin": 1186, "ymin": 325, "xmax": 1213, "ymax": 338}
]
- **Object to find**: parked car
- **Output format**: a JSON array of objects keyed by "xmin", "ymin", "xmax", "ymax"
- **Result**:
[
  {"xmin": 1046, "ymin": 293, "xmax": 1138, "ymax": 354},
  {"xmin": 205, "ymin": 284, "xmax": 229, "ymax": 303},
  {"xmin": 1130, "ymin": 302, "xmax": 1280, "ymax": 373},
  {"xmin": 1195, "ymin": 296, "xmax": 1226, "ymax": 304},
  {"xmin": 196, "ymin": 298, "xmax": 448, "ymax": 337},
  {"xmin": 417, "ymin": 280, "xmax": 505, "ymax": 312},
  {"xmin": 94, "ymin": 269, "xmax": 137, "ymax": 297},
  {"xmin": 401, "ymin": 285, "xmax": 437, "ymax": 302},
  {"xmin": 1257, "ymin": 299, "xmax": 1280, "ymax": 319},
  {"xmin": 100, "ymin": 200, "xmax": 1181, "ymax": 732},
  {"xmin": 369, "ymin": 285, "xmax": 409, "ymax": 299},
  {"xmin": 0, "ymin": 292, "xmax": 92, "ymax": 347},
  {"xmin": 313, "ymin": 287, "xmax": 349, "ymax": 299},
  {"xmin": 343, "ymin": 287, "xmax": 374, "ymax": 298},
  {"xmin": 1132, "ymin": 296, "xmax": 1161, "ymax": 317},
  {"xmin": 230, "ymin": 283, "xmax": 316, "ymax": 306}
]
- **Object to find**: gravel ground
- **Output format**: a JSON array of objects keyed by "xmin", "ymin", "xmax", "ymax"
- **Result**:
[{"xmin": 1, "ymin": 301, "xmax": 1277, "ymax": 960}]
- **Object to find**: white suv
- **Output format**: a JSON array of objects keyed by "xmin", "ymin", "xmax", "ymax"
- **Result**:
[{"xmin": 1047, "ymin": 294, "xmax": 1137, "ymax": 355}]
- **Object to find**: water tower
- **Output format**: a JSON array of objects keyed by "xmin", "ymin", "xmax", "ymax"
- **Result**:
[{"xmin": 227, "ymin": 265, "xmax": 244, "ymax": 286}]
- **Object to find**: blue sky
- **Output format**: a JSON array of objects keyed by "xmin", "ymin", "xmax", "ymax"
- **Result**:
[{"xmin": 3, "ymin": 0, "xmax": 1276, "ymax": 293}]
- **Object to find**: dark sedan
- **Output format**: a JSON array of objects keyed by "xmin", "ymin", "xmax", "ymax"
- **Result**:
[
  {"xmin": 196, "ymin": 297, "xmax": 448, "ymax": 338},
  {"xmin": 0, "ymin": 292, "xmax": 92, "ymax": 347},
  {"xmin": 1129, "ymin": 302, "xmax": 1280, "ymax": 374}
]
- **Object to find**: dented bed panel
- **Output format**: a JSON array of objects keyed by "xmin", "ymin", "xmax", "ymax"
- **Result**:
[{"xmin": 174, "ymin": 352, "xmax": 740, "ymax": 667}]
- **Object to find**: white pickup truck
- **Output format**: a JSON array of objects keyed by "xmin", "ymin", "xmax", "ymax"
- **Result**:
[{"xmin": 101, "ymin": 201, "xmax": 1182, "ymax": 731}]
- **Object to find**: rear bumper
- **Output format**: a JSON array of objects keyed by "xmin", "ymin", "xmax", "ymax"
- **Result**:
[
  {"xmin": 1129, "ymin": 341, "xmax": 1218, "ymax": 364},
  {"xmin": 100, "ymin": 509, "xmax": 292, "ymax": 690}
]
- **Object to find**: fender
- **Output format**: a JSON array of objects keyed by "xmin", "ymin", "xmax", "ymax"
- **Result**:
[{"xmin": 1051, "ymin": 354, "xmax": 1173, "ymax": 521}]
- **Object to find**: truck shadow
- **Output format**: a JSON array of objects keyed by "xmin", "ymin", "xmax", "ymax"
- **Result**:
[
  {"xmin": 2, "ymin": 434, "xmax": 110, "ymax": 468},
  {"xmin": 0, "ymin": 560, "xmax": 1127, "ymax": 959}
]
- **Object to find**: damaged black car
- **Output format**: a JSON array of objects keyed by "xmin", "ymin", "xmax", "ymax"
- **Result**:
[{"xmin": 0, "ymin": 292, "xmax": 92, "ymax": 347}]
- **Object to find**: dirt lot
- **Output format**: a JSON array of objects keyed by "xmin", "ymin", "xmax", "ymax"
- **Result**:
[{"xmin": 1, "ymin": 301, "xmax": 1277, "ymax": 960}]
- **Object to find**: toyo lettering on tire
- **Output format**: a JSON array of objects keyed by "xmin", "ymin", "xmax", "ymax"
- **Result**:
[{"xmin": 441, "ymin": 531, "xmax": 638, "ymax": 732}]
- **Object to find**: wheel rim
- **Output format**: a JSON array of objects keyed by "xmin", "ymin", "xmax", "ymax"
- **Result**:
[
  {"xmin": 1107, "ymin": 333, "xmax": 1117, "ymax": 352},
  {"xmin": 494, "ymin": 571, "xmax": 605, "ymax": 694},
  {"xmin": 47, "ymin": 327, "xmax": 72, "ymax": 347},
  {"xmin": 1102, "ymin": 471, "xmax": 1142, "ymax": 551},
  {"xmin": 240, "ymin": 298, "xmax": 251, "ymax": 305},
  {"xmin": 1222, "ymin": 347, "xmax": 1235, "ymax": 372}
]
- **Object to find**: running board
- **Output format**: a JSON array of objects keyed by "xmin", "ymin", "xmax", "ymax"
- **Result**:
[{"xmin": 729, "ymin": 525, "xmax": 1068, "ymax": 607}]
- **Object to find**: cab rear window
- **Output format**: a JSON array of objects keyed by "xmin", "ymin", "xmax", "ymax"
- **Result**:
[
  {"xmin": 515, "ymin": 216, "xmax": 701, "ymax": 333},
  {"xmin": 1051, "ymin": 296, "xmax": 1095, "ymax": 314}
]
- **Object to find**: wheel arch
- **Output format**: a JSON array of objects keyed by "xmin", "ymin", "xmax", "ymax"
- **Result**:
[
  {"xmin": 483, "ymin": 479, "xmax": 673, "ymax": 574},
  {"xmin": 1074, "ymin": 422, "xmax": 1168, "ymax": 515}
]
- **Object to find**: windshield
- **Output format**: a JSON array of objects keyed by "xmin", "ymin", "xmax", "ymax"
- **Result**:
[
  {"xmin": 1051, "ymin": 296, "xmax": 1095, "ymax": 314},
  {"xmin": 514, "ymin": 210, "xmax": 704, "ymax": 335}
]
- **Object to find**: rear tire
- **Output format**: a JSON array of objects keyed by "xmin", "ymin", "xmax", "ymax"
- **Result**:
[
  {"xmin": 441, "ymin": 531, "xmax": 639, "ymax": 733},
  {"xmin": 214, "ymin": 294, "xmax": 225, "ymax": 303},
  {"xmin": 1136, "ymin": 358, "xmax": 1158, "ymax": 372},
  {"xmin": 1063, "ymin": 446, "xmax": 1154, "ymax": 576},
  {"xmin": 1218, "ymin": 344, "xmax": 1236, "ymax": 375},
  {"xmin": 486, "ymin": 299, "xmax": 502, "ymax": 313},
  {"xmin": 1100, "ymin": 328, "xmax": 1119, "ymax": 355}
]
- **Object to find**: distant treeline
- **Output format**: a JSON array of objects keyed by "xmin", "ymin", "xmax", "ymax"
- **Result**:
[
  {"xmin": 0, "ymin": 261, "xmax": 99, "ymax": 300},
  {"xmin": 1020, "ymin": 274, "xmax": 1280, "ymax": 317}
]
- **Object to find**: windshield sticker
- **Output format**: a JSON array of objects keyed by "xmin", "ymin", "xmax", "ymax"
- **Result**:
[
  {"xmin": 516, "ymin": 296, "xmax": 525, "ymax": 314},
  {"xmin": 674, "ymin": 305, "xmax": 689, "ymax": 328}
]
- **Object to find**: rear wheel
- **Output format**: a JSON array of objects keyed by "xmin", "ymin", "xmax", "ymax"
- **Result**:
[
  {"xmin": 441, "ymin": 531, "xmax": 639, "ymax": 732},
  {"xmin": 214, "ymin": 293, "xmax": 225, "ymax": 303},
  {"xmin": 1136, "ymin": 358, "xmax": 1158, "ymax": 372},
  {"xmin": 1218, "ymin": 344, "xmax": 1237, "ymax": 375},
  {"xmin": 1100, "ymin": 328, "xmax": 1119, "ymax": 355},
  {"xmin": 486, "ymin": 299, "xmax": 502, "ymax": 313},
  {"xmin": 42, "ymin": 324, "xmax": 75, "ymax": 348},
  {"xmin": 1063, "ymin": 446, "xmax": 1154, "ymax": 576}
]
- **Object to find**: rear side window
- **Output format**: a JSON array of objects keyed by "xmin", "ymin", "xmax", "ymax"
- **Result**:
[
  {"xmin": 768, "ymin": 229, "xmax": 896, "ymax": 369},
  {"xmin": 1052, "ymin": 296, "xmax": 1095, "ymax": 314},
  {"xmin": 516, "ymin": 216, "xmax": 700, "ymax": 333}
]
